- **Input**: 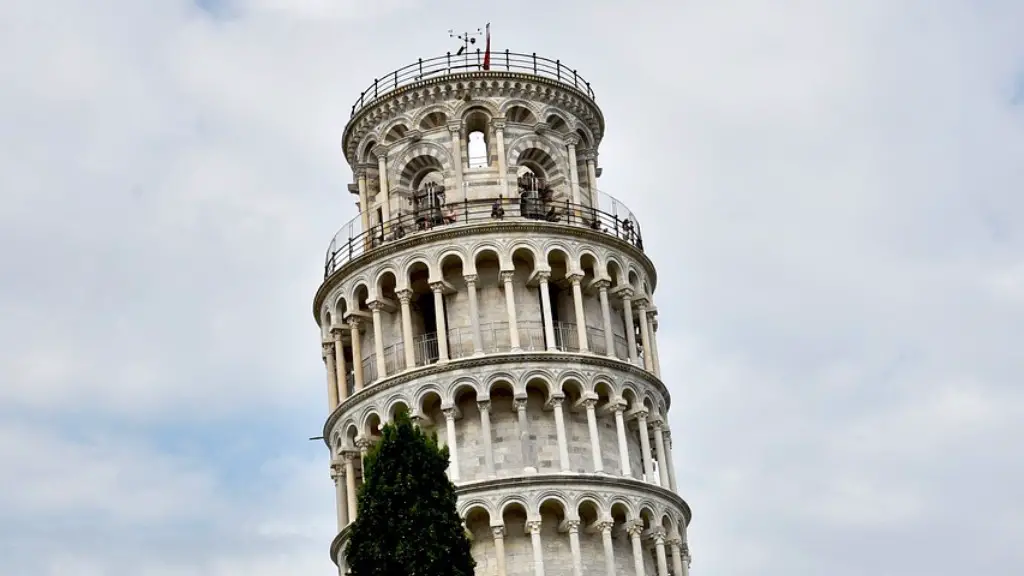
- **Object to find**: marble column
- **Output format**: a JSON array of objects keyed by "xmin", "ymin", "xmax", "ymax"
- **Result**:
[
  {"xmin": 566, "ymin": 520, "xmax": 584, "ymax": 576},
  {"xmin": 585, "ymin": 152, "xmax": 599, "ymax": 208},
  {"xmin": 348, "ymin": 318, "xmax": 365, "ymax": 392},
  {"xmin": 502, "ymin": 271, "xmax": 521, "ymax": 351},
  {"xmin": 551, "ymin": 395, "xmax": 571, "ymax": 472},
  {"xmin": 568, "ymin": 273, "xmax": 589, "ymax": 352},
  {"xmin": 343, "ymin": 451, "xmax": 358, "ymax": 522},
  {"xmin": 649, "ymin": 314, "xmax": 662, "ymax": 378},
  {"xmin": 494, "ymin": 120, "xmax": 509, "ymax": 198},
  {"xmin": 356, "ymin": 167, "xmax": 370, "ymax": 235},
  {"xmin": 620, "ymin": 289, "xmax": 638, "ymax": 365},
  {"xmin": 397, "ymin": 289, "xmax": 416, "ymax": 369},
  {"xmin": 664, "ymin": 429, "xmax": 678, "ymax": 493},
  {"xmin": 652, "ymin": 419, "xmax": 670, "ymax": 487},
  {"xmin": 527, "ymin": 520, "xmax": 546, "ymax": 576},
  {"xmin": 330, "ymin": 462, "xmax": 348, "ymax": 529},
  {"xmin": 448, "ymin": 122, "xmax": 464, "ymax": 193},
  {"xmin": 636, "ymin": 300, "xmax": 653, "ymax": 372},
  {"xmin": 597, "ymin": 521, "xmax": 616, "ymax": 576},
  {"xmin": 595, "ymin": 279, "xmax": 616, "ymax": 358},
  {"xmin": 369, "ymin": 301, "xmax": 387, "ymax": 379},
  {"xmin": 628, "ymin": 521, "xmax": 646, "ymax": 576},
  {"xmin": 372, "ymin": 146, "xmax": 391, "ymax": 230},
  {"xmin": 566, "ymin": 135, "xmax": 582, "ymax": 206},
  {"xmin": 583, "ymin": 397, "xmax": 604, "ymax": 473},
  {"xmin": 669, "ymin": 539, "xmax": 685, "ymax": 576},
  {"xmin": 652, "ymin": 531, "xmax": 669, "ymax": 576},
  {"xmin": 431, "ymin": 282, "xmax": 450, "ymax": 363},
  {"xmin": 636, "ymin": 410, "xmax": 654, "ymax": 482},
  {"xmin": 479, "ymin": 400, "xmax": 495, "ymax": 477},
  {"xmin": 515, "ymin": 398, "xmax": 536, "ymax": 473},
  {"xmin": 443, "ymin": 407, "xmax": 460, "ymax": 481},
  {"xmin": 332, "ymin": 326, "xmax": 348, "ymax": 402},
  {"xmin": 613, "ymin": 402, "xmax": 632, "ymax": 477},
  {"xmin": 465, "ymin": 274, "xmax": 484, "ymax": 355},
  {"xmin": 323, "ymin": 342, "xmax": 339, "ymax": 411},
  {"xmin": 537, "ymin": 270, "xmax": 557, "ymax": 351},
  {"xmin": 492, "ymin": 526, "xmax": 508, "ymax": 576}
]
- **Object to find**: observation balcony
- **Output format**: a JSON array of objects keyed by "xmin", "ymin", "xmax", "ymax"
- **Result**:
[
  {"xmin": 348, "ymin": 50, "xmax": 595, "ymax": 119},
  {"xmin": 342, "ymin": 320, "xmax": 642, "ymax": 394},
  {"xmin": 323, "ymin": 190, "xmax": 643, "ymax": 280}
]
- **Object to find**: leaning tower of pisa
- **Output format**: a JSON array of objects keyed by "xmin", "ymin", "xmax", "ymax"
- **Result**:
[{"xmin": 315, "ymin": 47, "xmax": 692, "ymax": 576}]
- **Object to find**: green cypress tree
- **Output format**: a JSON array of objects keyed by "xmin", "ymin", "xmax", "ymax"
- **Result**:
[{"xmin": 344, "ymin": 412, "xmax": 475, "ymax": 576}]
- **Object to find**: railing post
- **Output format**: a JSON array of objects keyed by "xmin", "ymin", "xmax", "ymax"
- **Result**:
[
  {"xmin": 373, "ymin": 78, "xmax": 378, "ymax": 98},
  {"xmin": 464, "ymin": 198, "xmax": 469, "ymax": 223},
  {"xmin": 556, "ymin": 60, "xmax": 561, "ymax": 81},
  {"xmin": 505, "ymin": 49, "xmax": 510, "ymax": 70},
  {"xmin": 446, "ymin": 51, "xmax": 451, "ymax": 73},
  {"xmin": 476, "ymin": 48, "xmax": 481, "ymax": 67},
  {"xmin": 393, "ymin": 69, "xmax": 398, "ymax": 87},
  {"xmin": 348, "ymin": 239, "xmax": 353, "ymax": 259},
  {"xmin": 586, "ymin": 81, "xmax": 592, "ymax": 98},
  {"xmin": 574, "ymin": 69, "xmax": 578, "ymax": 88},
  {"xmin": 418, "ymin": 58, "xmax": 423, "ymax": 78},
  {"xmin": 532, "ymin": 52, "xmax": 537, "ymax": 74}
]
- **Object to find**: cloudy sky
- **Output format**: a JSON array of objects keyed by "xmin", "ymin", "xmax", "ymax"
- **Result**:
[{"xmin": 2, "ymin": 0, "xmax": 1022, "ymax": 574}]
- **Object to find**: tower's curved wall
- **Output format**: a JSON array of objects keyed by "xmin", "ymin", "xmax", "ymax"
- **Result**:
[{"xmin": 316, "ymin": 53, "xmax": 691, "ymax": 576}]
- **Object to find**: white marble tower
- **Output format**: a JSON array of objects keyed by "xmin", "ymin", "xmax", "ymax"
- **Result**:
[{"xmin": 315, "ymin": 48, "xmax": 692, "ymax": 575}]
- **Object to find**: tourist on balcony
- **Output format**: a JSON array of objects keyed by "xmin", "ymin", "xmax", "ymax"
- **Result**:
[{"xmin": 491, "ymin": 199, "xmax": 505, "ymax": 220}]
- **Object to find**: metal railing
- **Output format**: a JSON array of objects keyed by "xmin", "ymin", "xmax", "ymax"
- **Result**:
[
  {"xmin": 350, "ymin": 50, "xmax": 595, "ymax": 118},
  {"xmin": 350, "ymin": 321, "xmax": 637, "ymax": 388},
  {"xmin": 324, "ymin": 195, "xmax": 643, "ymax": 279}
]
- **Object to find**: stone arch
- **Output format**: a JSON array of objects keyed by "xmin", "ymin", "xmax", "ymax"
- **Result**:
[
  {"xmin": 558, "ymin": 371, "xmax": 591, "ymax": 397},
  {"xmin": 361, "ymin": 408, "xmax": 384, "ymax": 439},
  {"xmin": 504, "ymin": 104, "xmax": 539, "ymax": 125},
  {"xmin": 394, "ymin": 142, "xmax": 454, "ymax": 189},
  {"xmin": 349, "ymin": 281, "xmax": 372, "ymax": 312},
  {"xmin": 499, "ymin": 98, "xmax": 541, "ymax": 120},
  {"xmin": 627, "ymin": 266, "xmax": 642, "ymax": 291},
  {"xmin": 437, "ymin": 249, "xmax": 469, "ymax": 278},
  {"xmin": 448, "ymin": 377, "xmax": 481, "ymax": 406},
  {"xmin": 541, "ymin": 108, "xmax": 571, "ymax": 133},
  {"xmin": 521, "ymin": 370, "xmax": 556, "ymax": 402},
  {"xmin": 331, "ymin": 294, "xmax": 350, "ymax": 324},
  {"xmin": 384, "ymin": 396, "xmax": 412, "ymax": 422},
  {"xmin": 413, "ymin": 104, "xmax": 453, "ymax": 131},
  {"xmin": 638, "ymin": 504, "xmax": 658, "ymax": 530},
  {"xmin": 508, "ymin": 242, "xmax": 541, "ymax": 272},
  {"xmin": 608, "ymin": 498, "xmax": 637, "ymax": 521},
  {"xmin": 342, "ymin": 421, "xmax": 360, "ymax": 448},
  {"xmin": 357, "ymin": 136, "xmax": 379, "ymax": 164},
  {"xmin": 414, "ymin": 385, "xmax": 445, "ymax": 415},
  {"xmin": 402, "ymin": 255, "xmax": 436, "ymax": 286},
  {"xmin": 660, "ymin": 512, "xmax": 679, "ymax": 537},
  {"xmin": 498, "ymin": 496, "xmax": 532, "ymax": 521},
  {"xmin": 380, "ymin": 117, "xmax": 413, "ymax": 144},
  {"xmin": 578, "ymin": 249, "xmax": 603, "ymax": 280},
  {"xmin": 373, "ymin": 267, "xmax": 400, "ymax": 301},
  {"xmin": 507, "ymin": 134, "xmax": 565, "ymax": 178},
  {"xmin": 621, "ymin": 385, "xmax": 642, "ymax": 411},
  {"xmin": 535, "ymin": 491, "xmax": 573, "ymax": 520},
  {"xmin": 605, "ymin": 257, "xmax": 626, "ymax": 287},
  {"xmin": 472, "ymin": 242, "xmax": 506, "ymax": 272},
  {"xmin": 485, "ymin": 372, "xmax": 519, "ymax": 397},
  {"xmin": 573, "ymin": 124, "xmax": 595, "ymax": 149},
  {"xmin": 459, "ymin": 499, "xmax": 496, "ymax": 522},
  {"xmin": 575, "ymin": 493, "xmax": 607, "ymax": 521},
  {"xmin": 453, "ymin": 99, "xmax": 501, "ymax": 121}
]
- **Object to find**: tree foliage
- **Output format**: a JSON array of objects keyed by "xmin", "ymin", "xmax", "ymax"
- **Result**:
[{"xmin": 344, "ymin": 413, "xmax": 475, "ymax": 576}]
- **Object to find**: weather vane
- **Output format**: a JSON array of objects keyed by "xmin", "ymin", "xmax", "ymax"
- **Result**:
[{"xmin": 448, "ymin": 27, "xmax": 483, "ymax": 56}]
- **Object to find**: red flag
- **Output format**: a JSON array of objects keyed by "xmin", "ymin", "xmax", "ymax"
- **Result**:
[{"xmin": 482, "ymin": 23, "xmax": 491, "ymax": 70}]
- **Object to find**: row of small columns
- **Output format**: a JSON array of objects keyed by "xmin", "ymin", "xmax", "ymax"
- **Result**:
[
  {"xmin": 328, "ymin": 401, "xmax": 677, "ymax": 524},
  {"xmin": 485, "ymin": 520, "xmax": 692, "ymax": 576},
  {"xmin": 322, "ymin": 281, "xmax": 662, "ymax": 412},
  {"xmin": 352, "ymin": 121, "xmax": 601, "ymax": 225}
]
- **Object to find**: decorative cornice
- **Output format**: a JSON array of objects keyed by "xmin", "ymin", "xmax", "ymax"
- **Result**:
[
  {"xmin": 313, "ymin": 220, "xmax": 656, "ymax": 318},
  {"xmin": 322, "ymin": 352, "xmax": 671, "ymax": 441},
  {"xmin": 327, "ymin": 473, "xmax": 692, "ymax": 565},
  {"xmin": 341, "ymin": 71, "xmax": 605, "ymax": 165}
]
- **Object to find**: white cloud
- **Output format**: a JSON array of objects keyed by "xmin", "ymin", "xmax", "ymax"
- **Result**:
[{"xmin": 1, "ymin": 0, "xmax": 1022, "ymax": 574}]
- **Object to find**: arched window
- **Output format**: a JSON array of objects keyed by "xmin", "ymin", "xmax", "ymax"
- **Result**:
[
  {"xmin": 463, "ymin": 110, "xmax": 490, "ymax": 169},
  {"xmin": 467, "ymin": 131, "xmax": 487, "ymax": 168}
]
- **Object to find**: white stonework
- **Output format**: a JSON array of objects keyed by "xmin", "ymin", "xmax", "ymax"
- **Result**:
[{"xmin": 315, "ymin": 51, "xmax": 691, "ymax": 575}]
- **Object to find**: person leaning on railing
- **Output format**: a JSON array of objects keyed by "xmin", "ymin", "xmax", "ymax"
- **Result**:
[{"xmin": 491, "ymin": 198, "xmax": 505, "ymax": 219}]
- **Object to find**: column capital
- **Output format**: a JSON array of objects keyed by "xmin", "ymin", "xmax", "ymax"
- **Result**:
[
  {"xmin": 442, "ymin": 406, "xmax": 460, "ymax": 421},
  {"xmin": 668, "ymin": 537, "xmax": 683, "ymax": 548},
  {"xmin": 371, "ymin": 145, "xmax": 389, "ymax": 159},
  {"xmin": 626, "ymin": 520, "xmax": 644, "ymax": 537},
  {"xmin": 628, "ymin": 407, "xmax": 650, "ymax": 423},
  {"xmin": 330, "ymin": 323, "xmax": 346, "ymax": 336},
  {"xmin": 525, "ymin": 520, "xmax": 543, "ymax": 535},
  {"xmin": 564, "ymin": 134, "xmax": 581, "ymax": 147},
  {"xmin": 492, "ymin": 119, "xmax": 507, "ymax": 130},
  {"xmin": 595, "ymin": 520, "xmax": 615, "ymax": 534},
  {"xmin": 579, "ymin": 148, "xmax": 598, "ymax": 162},
  {"xmin": 634, "ymin": 298, "xmax": 649, "ymax": 312},
  {"xmin": 329, "ymin": 461, "xmax": 345, "ymax": 480},
  {"xmin": 592, "ymin": 278, "xmax": 611, "ymax": 290},
  {"xmin": 430, "ymin": 281, "xmax": 448, "ymax": 294},
  {"xmin": 580, "ymin": 397, "xmax": 598, "ymax": 410},
  {"xmin": 612, "ymin": 400, "xmax": 627, "ymax": 414},
  {"xmin": 500, "ymin": 270, "xmax": 516, "ymax": 284},
  {"xmin": 463, "ymin": 273, "xmax": 478, "ymax": 285},
  {"xmin": 566, "ymin": 272, "xmax": 585, "ymax": 285},
  {"xmin": 563, "ymin": 519, "xmax": 581, "ymax": 534},
  {"xmin": 490, "ymin": 525, "xmax": 505, "ymax": 539},
  {"xmin": 476, "ymin": 399, "xmax": 491, "ymax": 413},
  {"xmin": 513, "ymin": 398, "xmax": 529, "ymax": 413},
  {"xmin": 650, "ymin": 418, "xmax": 665, "ymax": 432},
  {"xmin": 396, "ymin": 288, "xmax": 413, "ymax": 303},
  {"xmin": 648, "ymin": 528, "xmax": 667, "ymax": 545},
  {"xmin": 321, "ymin": 341, "xmax": 335, "ymax": 358},
  {"xmin": 534, "ymin": 269, "xmax": 551, "ymax": 283},
  {"xmin": 354, "ymin": 167, "xmax": 369, "ymax": 179},
  {"xmin": 664, "ymin": 428, "xmax": 673, "ymax": 447},
  {"xmin": 616, "ymin": 286, "xmax": 635, "ymax": 301},
  {"xmin": 367, "ymin": 300, "xmax": 387, "ymax": 313},
  {"xmin": 354, "ymin": 437, "xmax": 372, "ymax": 451},
  {"xmin": 548, "ymin": 394, "xmax": 564, "ymax": 409},
  {"xmin": 447, "ymin": 120, "xmax": 463, "ymax": 133},
  {"xmin": 347, "ymin": 317, "xmax": 363, "ymax": 330},
  {"xmin": 341, "ymin": 450, "xmax": 360, "ymax": 463}
]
